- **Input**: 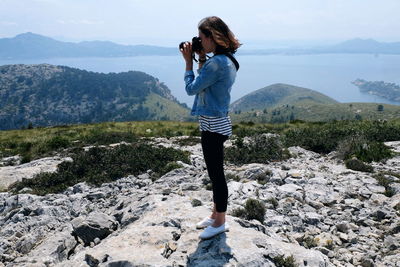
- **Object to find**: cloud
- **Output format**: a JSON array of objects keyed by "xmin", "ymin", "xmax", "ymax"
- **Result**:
[{"xmin": 57, "ymin": 19, "xmax": 104, "ymax": 25}]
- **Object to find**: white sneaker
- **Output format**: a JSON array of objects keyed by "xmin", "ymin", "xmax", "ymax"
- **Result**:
[
  {"xmin": 199, "ymin": 222, "xmax": 229, "ymax": 239},
  {"xmin": 196, "ymin": 216, "xmax": 215, "ymax": 229}
]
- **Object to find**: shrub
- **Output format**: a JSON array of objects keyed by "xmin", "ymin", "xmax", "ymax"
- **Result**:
[
  {"xmin": 302, "ymin": 236, "xmax": 318, "ymax": 249},
  {"xmin": 345, "ymin": 158, "xmax": 374, "ymax": 172},
  {"xmin": 373, "ymin": 173, "xmax": 396, "ymax": 197},
  {"xmin": 266, "ymin": 197, "xmax": 278, "ymax": 209},
  {"xmin": 231, "ymin": 207, "xmax": 247, "ymax": 218},
  {"xmin": 82, "ymin": 130, "xmax": 138, "ymax": 145},
  {"xmin": 9, "ymin": 142, "xmax": 189, "ymax": 195},
  {"xmin": 20, "ymin": 153, "xmax": 32, "ymax": 164},
  {"xmin": 231, "ymin": 198, "xmax": 266, "ymax": 223},
  {"xmin": 273, "ymin": 255, "xmax": 297, "ymax": 267},
  {"xmin": 225, "ymin": 134, "xmax": 289, "ymax": 165},
  {"xmin": 336, "ymin": 134, "xmax": 394, "ymax": 162},
  {"xmin": 283, "ymin": 120, "xmax": 400, "ymax": 155},
  {"xmin": 46, "ymin": 136, "xmax": 71, "ymax": 150},
  {"xmin": 254, "ymin": 170, "xmax": 273, "ymax": 185},
  {"xmin": 174, "ymin": 136, "xmax": 200, "ymax": 146},
  {"xmin": 225, "ymin": 172, "xmax": 241, "ymax": 182}
]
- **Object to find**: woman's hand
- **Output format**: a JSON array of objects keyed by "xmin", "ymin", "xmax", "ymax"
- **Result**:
[
  {"xmin": 180, "ymin": 42, "xmax": 193, "ymax": 64},
  {"xmin": 180, "ymin": 42, "xmax": 193, "ymax": 71}
]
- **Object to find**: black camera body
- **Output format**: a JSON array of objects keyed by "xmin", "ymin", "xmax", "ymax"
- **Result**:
[{"xmin": 179, "ymin": 36, "xmax": 203, "ymax": 53}]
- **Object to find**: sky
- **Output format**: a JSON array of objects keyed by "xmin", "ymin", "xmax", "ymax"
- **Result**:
[{"xmin": 0, "ymin": 0, "xmax": 399, "ymax": 48}]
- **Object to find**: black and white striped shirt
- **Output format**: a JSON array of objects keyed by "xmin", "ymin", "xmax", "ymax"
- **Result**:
[{"xmin": 198, "ymin": 115, "xmax": 232, "ymax": 136}]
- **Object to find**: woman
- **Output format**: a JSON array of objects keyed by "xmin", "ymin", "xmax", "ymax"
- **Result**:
[{"xmin": 180, "ymin": 16, "xmax": 241, "ymax": 240}]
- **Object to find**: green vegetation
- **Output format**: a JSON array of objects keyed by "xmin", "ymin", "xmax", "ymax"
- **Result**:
[
  {"xmin": 282, "ymin": 119, "xmax": 400, "ymax": 154},
  {"xmin": 272, "ymin": 255, "xmax": 298, "ymax": 267},
  {"xmin": 373, "ymin": 173, "xmax": 398, "ymax": 197},
  {"xmin": 8, "ymin": 142, "xmax": 189, "ymax": 196},
  {"xmin": 225, "ymin": 134, "xmax": 290, "ymax": 165},
  {"xmin": 0, "ymin": 121, "xmax": 199, "ymax": 161},
  {"xmin": 230, "ymin": 102, "xmax": 400, "ymax": 124},
  {"xmin": 266, "ymin": 197, "xmax": 279, "ymax": 209},
  {"xmin": 345, "ymin": 158, "xmax": 374, "ymax": 173},
  {"xmin": 336, "ymin": 135, "xmax": 394, "ymax": 162},
  {"xmin": 302, "ymin": 236, "xmax": 318, "ymax": 249},
  {"xmin": 231, "ymin": 198, "xmax": 266, "ymax": 223}
]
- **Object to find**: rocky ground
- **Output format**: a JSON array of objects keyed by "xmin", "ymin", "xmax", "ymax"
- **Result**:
[{"xmin": 0, "ymin": 137, "xmax": 399, "ymax": 267}]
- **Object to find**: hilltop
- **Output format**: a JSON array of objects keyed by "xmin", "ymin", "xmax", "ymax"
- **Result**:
[{"xmin": 230, "ymin": 83, "xmax": 338, "ymax": 112}]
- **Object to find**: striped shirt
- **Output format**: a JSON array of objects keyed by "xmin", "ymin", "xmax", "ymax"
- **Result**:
[{"xmin": 198, "ymin": 115, "xmax": 232, "ymax": 136}]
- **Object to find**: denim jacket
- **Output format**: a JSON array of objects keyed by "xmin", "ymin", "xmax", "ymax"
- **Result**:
[{"xmin": 184, "ymin": 54, "xmax": 237, "ymax": 117}]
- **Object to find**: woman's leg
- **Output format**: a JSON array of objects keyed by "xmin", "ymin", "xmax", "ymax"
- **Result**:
[{"xmin": 201, "ymin": 131, "xmax": 229, "ymax": 226}]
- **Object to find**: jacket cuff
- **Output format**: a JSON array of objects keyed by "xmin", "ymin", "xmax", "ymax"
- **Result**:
[{"xmin": 184, "ymin": 70, "xmax": 194, "ymax": 78}]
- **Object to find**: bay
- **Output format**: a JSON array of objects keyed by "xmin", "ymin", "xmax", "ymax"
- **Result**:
[{"xmin": 1, "ymin": 53, "xmax": 400, "ymax": 107}]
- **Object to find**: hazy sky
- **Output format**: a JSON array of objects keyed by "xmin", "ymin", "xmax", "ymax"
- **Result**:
[{"xmin": 1, "ymin": 0, "xmax": 399, "ymax": 48}]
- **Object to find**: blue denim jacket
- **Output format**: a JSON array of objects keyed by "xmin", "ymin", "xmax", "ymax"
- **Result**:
[{"xmin": 184, "ymin": 54, "xmax": 237, "ymax": 116}]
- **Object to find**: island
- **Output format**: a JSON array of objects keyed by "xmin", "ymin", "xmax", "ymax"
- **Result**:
[{"xmin": 351, "ymin": 79, "xmax": 400, "ymax": 102}]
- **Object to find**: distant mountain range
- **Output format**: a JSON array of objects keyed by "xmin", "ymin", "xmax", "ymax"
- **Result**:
[
  {"xmin": 0, "ymin": 33, "xmax": 400, "ymax": 59},
  {"xmin": 0, "ymin": 64, "xmax": 190, "ymax": 130},
  {"xmin": 0, "ymin": 32, "xmax": 177, "ymax": 59}
]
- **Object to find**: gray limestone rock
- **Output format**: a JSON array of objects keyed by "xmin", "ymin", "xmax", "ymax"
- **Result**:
[{"xmin": 71, "ymin": 212, "xmax": 118, "ymax": 246}]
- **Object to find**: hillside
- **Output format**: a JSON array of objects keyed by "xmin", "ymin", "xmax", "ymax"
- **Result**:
[
  {"xmin": 230, "ymin": 83, "xmax": 338, "ymax": 113},
  {"xmin": 0, "ymin": 32, "xmax": 177, "ymax": 59},
  {"xmin": 0, "ymin": 64, "xmax": 190, "ymax": 130}
]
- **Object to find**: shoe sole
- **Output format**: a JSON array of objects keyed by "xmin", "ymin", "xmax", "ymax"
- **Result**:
[{"xmin": 199, "ymin": 228, "xmax": 230, "ymax": 240}]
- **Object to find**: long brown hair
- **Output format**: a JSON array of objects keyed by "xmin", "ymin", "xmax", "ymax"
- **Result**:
[{"xmin": 198, "ymin": 16, "xmax": 241, "ymax": 54}]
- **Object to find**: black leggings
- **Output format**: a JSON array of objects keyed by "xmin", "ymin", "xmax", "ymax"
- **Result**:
[{"xmin": 201, "ymin": 130, "xmax": 229, "ymax": 212}]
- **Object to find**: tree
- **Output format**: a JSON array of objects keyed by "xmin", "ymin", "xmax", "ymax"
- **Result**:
[{"xmin": 377, "ymin": 104, "xmax": 384, "ymax": 112}]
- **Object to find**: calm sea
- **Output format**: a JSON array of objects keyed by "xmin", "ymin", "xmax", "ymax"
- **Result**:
[{"xmin": 1, "ymin": 53, "xmax": 400, "ymax": 107}]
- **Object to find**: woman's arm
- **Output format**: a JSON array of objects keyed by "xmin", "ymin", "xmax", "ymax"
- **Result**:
[{"xmin": 184, "ymin": 59, "xmax": 219, "ymax": 96}]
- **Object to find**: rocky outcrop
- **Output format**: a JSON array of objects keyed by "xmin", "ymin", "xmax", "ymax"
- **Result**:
[
  {"xmin": 0, "ymin": 137, "xmax": 399, "ymax": 266},
  {"xmin": 0, "ymin": 156, "xmax": 72, "ymax": 191}
]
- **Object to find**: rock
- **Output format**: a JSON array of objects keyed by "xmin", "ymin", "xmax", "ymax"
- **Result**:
[
  {"xmin": 336, "ymin": 222, "xmax": 350, "ymax": 233},
  {"xmin": 384, "ymin": 235, "xmax": 400, "ymax": 251},
  {"xmin": 71, "ymin": 212, "xmax": 118, "ymax": 246},
  {"xmin": 303, "ymin": 212, "xmax": 323, "ymax": 225},
  {"xmin": 0, "ymin": 156, "xmax": 71, "ymax": 190}
]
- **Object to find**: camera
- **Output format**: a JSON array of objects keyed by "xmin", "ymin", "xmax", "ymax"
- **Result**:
[{"xmin": 179, "ymin": 36, "xmax": 203, "ymax": 53}]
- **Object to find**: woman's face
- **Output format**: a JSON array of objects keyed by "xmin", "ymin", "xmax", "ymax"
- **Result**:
[{"xmin": 198, "ymin": 30, "xmax": 216, "ymax": 54}]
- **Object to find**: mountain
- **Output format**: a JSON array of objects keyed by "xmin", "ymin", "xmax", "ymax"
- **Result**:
[
  {"xmin": 239, "ymin": 38, "xmax": 400, "ymax": 55},
  {"xmin": 0, "ymin": 32, "xmax": 178, "ymax": 59},
  {"xmin": 230, "ymin": 83, "xmax": 338, "ymax": 112},
  {"xmin": 0, "ymin": 64, "xmax": 190, "ymax": 130}
]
